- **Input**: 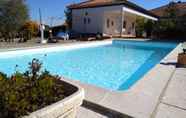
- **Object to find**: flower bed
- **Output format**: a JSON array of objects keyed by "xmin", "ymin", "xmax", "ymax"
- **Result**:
[{"xmin": 0, "ymin": 59, "xmax": 84, "ymax": 118}]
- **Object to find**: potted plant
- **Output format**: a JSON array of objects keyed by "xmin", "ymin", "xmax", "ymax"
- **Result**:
[
  {"xmin": 178, "ymin": 43, "xmax": 186, "ymax": 66},
  {"xmin": 0, "ymin": 59, "xmax": 84, "ymax": 118}
]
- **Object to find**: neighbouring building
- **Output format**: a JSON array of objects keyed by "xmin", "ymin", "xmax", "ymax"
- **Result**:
[
  {"xmin": 150, "ymin": 1, "xmax": 186, "ymax": 39},
  {"xmin": 68, "ymin": 0, "xmax": 158, "ymax": 37},
  {"xmin": 150, "ymin": 1, "xmax": 186, "ymax": 18}
]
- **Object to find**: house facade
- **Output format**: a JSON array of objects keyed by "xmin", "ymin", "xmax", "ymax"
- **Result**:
[{"xmin": 68, "ymin": 0, "xmax": 158, "ymax": 37}]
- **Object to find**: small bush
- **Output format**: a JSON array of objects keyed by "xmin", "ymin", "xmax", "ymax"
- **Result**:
[{"xmin": 0, "ymin": 59, "xmax": 67, "ymax": 118}]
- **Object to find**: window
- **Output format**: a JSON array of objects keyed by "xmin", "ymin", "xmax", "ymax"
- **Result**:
[
  {"xmin": 107, "ymin": 19, "xmax": 110, "ymax": 28},
  {"xmin": 84, "ymin": 18, "xmax": 87, "ymax": 24},
  {"xmin": 88, "ymin": 18, "xmax": 91, "ymax": 24},
  {"xmin": 111, "ymin": 21, "xmax": 114, "ymax": 26},
  {"xmin": 132, "ymin": 22, "xmax": 135, "ymax": 29},
  {"xmin": 85, "ymin": 12, "xmax": 88, "ymax": 16},
  {"xmin": 123, "ymin": 21, "xmax": 126, "ymax": 29}
]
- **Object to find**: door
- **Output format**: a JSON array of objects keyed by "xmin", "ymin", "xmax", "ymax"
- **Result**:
[{"xmin": 104, "ymin": 15, "xmax": 119, "ymax": 35}]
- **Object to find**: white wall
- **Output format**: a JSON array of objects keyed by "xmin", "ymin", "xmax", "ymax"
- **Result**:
[
  {"xmin": 102, "ymin": 13, "xmax": 121, "ymax": 35},
  {"xmin": 102, "ymin": 12, "xmax": 136, "ymax": 36},
  {"xmin": 122, "ymin": 13, "xmax": 136, "ymax": 36},
  {"xmin": 71, "ymin": 5, "xmax": 123, "ymax": 34},
  {"xmin": 71, "ymin": 5, "xmax": 156, "ymax": 36},
  {"xmin": 72, "ymin": 8, "xmax": 103, "ymax": 34}
]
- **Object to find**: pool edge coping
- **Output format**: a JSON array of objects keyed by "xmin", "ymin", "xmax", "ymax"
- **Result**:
[
  {"xmin": 0, "ymin": 39, "xmax": 182, "ymax": 118},
  {"xmin": 0, "ymin": 40, "xmax": 112, "ymax": 58},
  {"xmin": 0, "ymin": 40, "xmax": 112, "ymax": 53},
  {"xmin": 62, "ymin": 42, "xmax": 182, "ymax": 118}
]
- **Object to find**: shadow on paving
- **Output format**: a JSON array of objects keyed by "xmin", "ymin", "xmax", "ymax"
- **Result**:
[
  {"xmin": 160, "ymin": 62, "xmax": 186, "ymax": 68},
  {"xmin": 146, "ymin": 39, "xmax": 185, "ymax": 43},
  {"xmin": 82, "ymin": 100, "xmax": 133, "ymax": 118},
  {"xmin": 160, "ymin": 62, "xmax": 177, "ymax": 66}
]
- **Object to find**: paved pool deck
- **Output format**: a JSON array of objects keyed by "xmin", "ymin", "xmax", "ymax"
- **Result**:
[
  {"xmin": 0, "ymin": 39, "xmax": 185, "ymax": 118},
  {"xmin": 0, "ymin": 38, "xmax": 80, "ymax": 51},
  {"xmin": 63, "ymin": 43, "xmax": 186, "ymax": 118}
]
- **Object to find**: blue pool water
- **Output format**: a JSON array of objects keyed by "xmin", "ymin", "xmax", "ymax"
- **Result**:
[{"xmin": 0, "ymin": 40, "xmax": 177, "ymax": 91}]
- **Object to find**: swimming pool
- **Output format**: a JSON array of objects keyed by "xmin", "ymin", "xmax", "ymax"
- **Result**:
[{"xmin": 0, "ymin": 40, "xmax": 177, "ymax": 91}]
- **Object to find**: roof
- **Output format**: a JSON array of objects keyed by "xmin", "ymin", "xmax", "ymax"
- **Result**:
[
  {"xmin": 150, "ymin": 1, "xmax": 186, "ymax": 17},
  {"xmin": 68, "ymin": 0, "xmax": 158, "ymax": 18},
  {"xmin": 68, "ymin": 0, "xmax": 113, "ymax": 9}
]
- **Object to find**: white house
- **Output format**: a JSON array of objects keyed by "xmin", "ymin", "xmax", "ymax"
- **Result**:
[{"xmin": 68, "ymin": 0, "xmax": 158, "ymax": 37}]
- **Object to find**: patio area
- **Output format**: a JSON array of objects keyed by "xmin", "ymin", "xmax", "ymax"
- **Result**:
[
  {"xmin": 61, "ymin": 42, "xmax": 186, "ymax": 118},
  {"xmin": 0, "ymin": 38, "xmax": 78, "ymax": 50},
  {"xmin": 0, "ymin": 39, "xmax": 185, "ymax": 118},
  {"xmin": 75, "ymin": 66, "xmax": 186, "ymax": 118}
]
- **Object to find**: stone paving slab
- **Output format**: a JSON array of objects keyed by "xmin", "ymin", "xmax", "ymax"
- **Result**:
[
  {"xmin": 62, "ymin": 42, "xmax": 182, "ymax": 118},
  {"xmin": 4, "ymin": 39, "xmax": 178, "ymax": 118},
  {"xmin": 67, "ymin": 63, "xmax": 175, "ymax": 118},
  {"xmin": 0, "ymin": 41, "xmax": 84, "ymax": 52},
  {"xmin": 0, "ymin": 38, "xmax": 78, "ymax": 51},
  {"xmin": 154, "ymin": 103, "xmax": 186, "ymax": 118},
  {"xmin": 0, "ymin": 39, "xmax": 183, "ymax": 118},
  {"xmin": 100, "ymin": 64, "xmax": 175, "ymax": 118},
  {"xmin": 162, "ymin": 68, "xmax": 186, "ymax": 110},
  {"xmin": 77, "ymin": 102, "xmax": 132, "ymax": 118},
  {"xmin": 77, "ymin": 82, "xmax": 109, "ymax": 104},
  {"xmin": 62, "ymin": 78, "xmax": 109, "ymax": 105},
  {"xmin": 65, "ymin": 43, "xmax": 181, "ymax": 118},
  {"xmin": 77, "ymin": 106, "xmax": 106, "ymax": 118}
]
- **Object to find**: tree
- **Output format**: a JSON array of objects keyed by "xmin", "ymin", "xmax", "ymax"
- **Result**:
[
  {"xmin": 21, "ymin": 21, "xmax": 39, "ymax": 40},
  {"xmin": 0, "ymin": 0, "xmax": 29, "ymax": 41},
  {"xmin": 64, "ymin": 8, "xmax": 72, "ymax": 30},
  {"xmin": 152, "ymin": 1, "xmax": 185, "ymax": 39},
  {"xmin": 164, "ymin": 1, "xmax": 179, "ymax": 19},
  {"xmin": 135, "ymin": 17, "xmax": 146, "ymax": 37},
  {"xmin": 144, "ymin": 20, "xmax": 154, "ymax": 38},
  {"xmin": 135, "ymin": 17, "xmax": 155, "ymax": 38}
]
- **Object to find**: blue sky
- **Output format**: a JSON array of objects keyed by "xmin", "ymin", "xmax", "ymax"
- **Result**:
[{"xmin": 26, "ymin": 0, "xmax": 185, "ymax": 25}]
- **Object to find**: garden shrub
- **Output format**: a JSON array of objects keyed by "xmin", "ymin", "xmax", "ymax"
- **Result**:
[{"xmin": 0, "ymin": 59, "xmax": 67, "ymax": 118}]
